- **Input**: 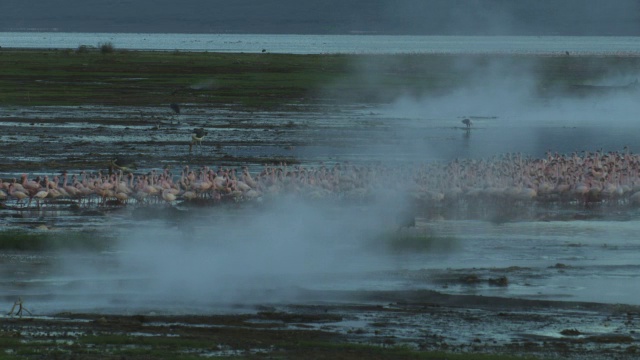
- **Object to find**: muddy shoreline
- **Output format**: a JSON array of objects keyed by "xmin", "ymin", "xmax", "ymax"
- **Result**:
[{"xmin": 2, "ymin": 289, "xmax": 639, "ymax": 359}]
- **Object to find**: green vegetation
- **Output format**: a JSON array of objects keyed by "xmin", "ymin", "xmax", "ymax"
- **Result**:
[
  {"xmin": 0, "ymin": 229, "xmax": 114, "ymax": 251},
  {"xmin": 0, "ymin": 49, "xmax": 356, "ymax": 108},
  {"xmin": 99, "ymin": 42, "xmax": 115, "ymax": 54},
  {"xmin": 1, "ymin": 49, "xmax": 638, "ymax": 109},
  {"xmin": 0, "ymin": 331, "xmax": 546, "ymax": 359}
]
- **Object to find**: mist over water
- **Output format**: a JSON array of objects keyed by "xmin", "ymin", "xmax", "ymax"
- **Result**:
[
  {"xmin": 40, "ymin": 55, "xmax": 640, "ymax": 314},
  {"xmin": 375, "ymin": 56, "xmax": 640, "ymax": 158},
  {"xmin": 42, "ymin": 201, "xmax": 640, "ymax": 313},
  {"xmin": 48, "ymin": 197, "xmax": 414, "ymax": 313}
]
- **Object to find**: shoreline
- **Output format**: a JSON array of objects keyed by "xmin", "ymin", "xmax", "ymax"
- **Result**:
[{"xmin": 1, "ymin": 286, "xmax": 639, "ymax": 359}]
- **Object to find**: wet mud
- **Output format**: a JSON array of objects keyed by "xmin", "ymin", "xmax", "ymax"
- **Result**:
[{"xmin": 1, "ymin": 288, "xmax": 640, "ymax": 359}]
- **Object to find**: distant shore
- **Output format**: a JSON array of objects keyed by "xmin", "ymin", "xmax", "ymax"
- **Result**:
[
  {"xmin": 3, "ymin": 48, "xmax": 640, "ymax": 108},
  {"xmin": 3, "ymin": 33, "xmax": 640, "ymax": 55}
]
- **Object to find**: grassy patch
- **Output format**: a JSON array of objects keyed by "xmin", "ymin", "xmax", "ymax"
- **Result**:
[
  {"xmin": 288, "ymin": 341, "xmax": 543, "ymax": 359},
  {"xmin": 78, "ymin": 334, "xmax": 214, "ymax": 348},
  {"xmin": 1, "ymin": 50, "xmax": 638, "ymax": 108},
  {"xmin": 0, "ymin": 336, "xmax": 23, "ymax": 348},
  {"xmin": 0, "ymin": 229, "xmax": 114, "ymax": 251},
  {"xmin": 47, "ymin": 333, "xmax": 547, "ymax": 360}
]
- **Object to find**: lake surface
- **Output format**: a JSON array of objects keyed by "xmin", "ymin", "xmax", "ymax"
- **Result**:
[
  {"xmin": 4, "ymin": 211, "xmax": 640, "ymax": 314},
  {"xmin": 2, "ymin": 102, "xmax": 640, "ymax": 312},
  {"xmin": 2, "ymin": 32, "xmax": 640, "ymax": 317},
  {"xmin": 2, "ymin": 32, "xmax": 640, "ymax": 55}
]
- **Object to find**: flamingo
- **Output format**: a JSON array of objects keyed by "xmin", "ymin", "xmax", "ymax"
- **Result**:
[
  {"xmin": 244, "ymin": 189, "xmax": 261, "ymax": 199},
  {"xmin": 235, "ymin": 179, "xmax": 252, "ymax": 192},
  {"xmin": 63, "ymin": 173, "xmax": 80, "ymax": 198},
  {"xmin": 162, "ymin": 188, "xmax": 177, "ymax": 204},
  {"xmin": 9, "ymin": 185, "xmax": 28, "ymax": 208},
  {"xmin": 115, "ymin": 191, "xmax": 129, "ymax": 204},
  {"xmin": 181, "ymin": 190, "xmax": 197, "ymax": 201},
  {"xmin": 33, "ymin": 180, "xmax": 50, "ymax": 208},
  {"xmin": 21, "ymin": 174, "xmax": 41, "ymax": 199},
  {"xmin": 11, "ymin": 179, "xmax": 26, "ymax": 193},
  {"xmin": 242, "ymin": 168, "xmax": 258, "ymax": 188},
  {"xmin": 6, "ymin": 147, "xmax": 640, "ymax": 210}
]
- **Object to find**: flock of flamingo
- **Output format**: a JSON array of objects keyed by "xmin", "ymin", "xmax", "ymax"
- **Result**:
[{"xmin": 1, "ymin": 148, "xmax": 640, "ymax": 210}]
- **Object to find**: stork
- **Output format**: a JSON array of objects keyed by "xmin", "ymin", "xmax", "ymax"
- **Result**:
[{"xmin": 189, "ymin": 128, "xmax": 208, "ymax": 153}]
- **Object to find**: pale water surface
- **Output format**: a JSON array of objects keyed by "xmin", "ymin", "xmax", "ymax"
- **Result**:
[{"xmin": 2, "ymin": 32, "xmax": 640, "ymax": 55}]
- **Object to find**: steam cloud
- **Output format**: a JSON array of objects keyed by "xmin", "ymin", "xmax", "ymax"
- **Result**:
[
  {"xmin": 374, "ymin": 55, "xmax": 640, "ymax": 158},
  {"xmin": 47, "ymin": 54, "xmax": 640, "ymax": 315},
  {"xmin": 52, "ymin": 197, "xmax": 409, "ymax": 314}
]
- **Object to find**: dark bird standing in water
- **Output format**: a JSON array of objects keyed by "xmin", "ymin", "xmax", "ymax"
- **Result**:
[
  {"xmin": 170, "ymin": 103, "xmax": 181, "ymax": 114},
  {"xmin": 109, "ymin": 157, "xmax": 138, "ymax": 174},
  {"xmin": 462, "ymin": 118, "xmax": 472, "ymax": 129},
  {"xmin": 189, "ymin": 128, "xmax": 208, "ymax": 153}
]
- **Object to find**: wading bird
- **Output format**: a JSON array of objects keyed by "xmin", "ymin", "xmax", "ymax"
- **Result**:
[
  {"xmin": 462, "ymin": 118, "xmax": 472, "ymax": 129},
  {"xmin": 110, "ymin": 157, "xmax": 138, "ymax": 174},
  {"xmin": 32, "ymin": 179, "xmax": 51, "ymax": 208},
  {"xmin": 8, "ymin": 184, "xmax": 28, "ymax": 207},
  {"xmin": 189, "ymin": 128, "xmax": 208, "ymax": 153},
  {"xmin": 162, "ymin": 188, "xmax": 177, "ymax": 204},
  {"xmin": 7, "ymin": 297, "xmax": 32, "ymax": 318}
]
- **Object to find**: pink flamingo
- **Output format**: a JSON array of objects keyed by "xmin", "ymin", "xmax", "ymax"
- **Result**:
[
  {"xmin": 162, "ymin": 188, "xmax": 177, "ymax": 204},
  {"xmin": 32, "ymin": 180, "xmax": 50, "ymax": 208},
  {"xmin": 9, "ymin": 184, "xmax": 28, "ymax": 208}
]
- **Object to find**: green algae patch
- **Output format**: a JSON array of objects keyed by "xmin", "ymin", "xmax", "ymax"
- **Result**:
[{"xmin": 0, "ymin": 229, "xmax": 114, "ymax": 251}]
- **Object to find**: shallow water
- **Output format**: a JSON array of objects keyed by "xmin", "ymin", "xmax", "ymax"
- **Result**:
[
  {"xmin": 1, "ymin": 99, "xmax": 640, "ymax": 178},
  {"xmin": 3, "ymin": 33, "xmax": 640, "ymax": 55},
  {"xmin": 2, "ymin": 97, "xmax": 640, "ymax": 314},
  {"xmin": 2, "ymin": 213, "xmax": 640, "ymax": 315}
]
